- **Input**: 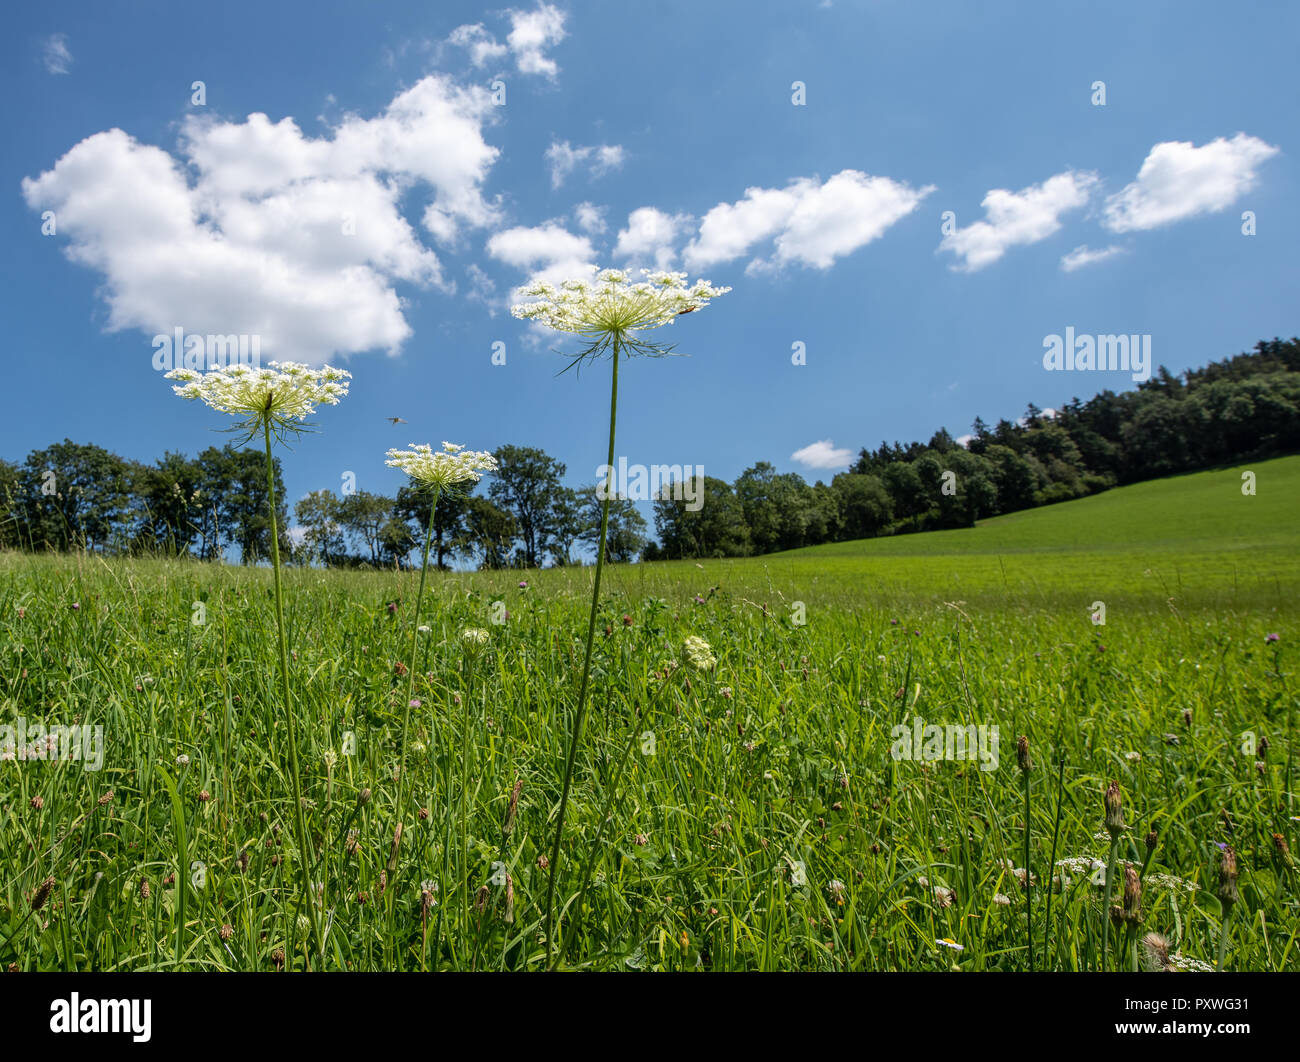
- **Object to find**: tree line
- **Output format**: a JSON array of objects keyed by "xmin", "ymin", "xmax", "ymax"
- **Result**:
[
  {"xmin": 2, "ymin": 338, "xmax": 1297, "ymax": 567},
  {"xmin": 649, "ymin": 337, "xmax": 1300, "ymax": 558}
]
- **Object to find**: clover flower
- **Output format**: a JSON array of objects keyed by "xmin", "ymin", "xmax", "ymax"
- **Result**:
[
  {"xmin": 385, "ymin": 442, "xmax": 497, "ymax": 490},
  {"xmin": 682, "ymin": 635, "xmax": 716, "ymax": 672},
  {"xmin": 165, "ymin": 362, "xmax": 350, "ymax": 436},
  {"xmin": 511, "ymin": 269, "xmax": 731, "ymax": 343}
]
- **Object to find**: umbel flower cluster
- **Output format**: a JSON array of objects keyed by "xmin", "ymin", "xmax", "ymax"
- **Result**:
[
  {"xmin": 511, "ymin": 269, "xmax": 730, "ymax": 342},
  {"xmin": 165, "ymin": 362, "xmax": 351, "ymax": 435},
  {"xmin": 385, "ymin": 441, "xmax": 498, "ymax": 490}
]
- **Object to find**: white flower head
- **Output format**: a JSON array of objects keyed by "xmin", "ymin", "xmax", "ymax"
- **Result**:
[
  {"xmin": 682, "ymin": 635, "xmax": 716, "ymax": 672},
  {"xmin": 460, "ymin": 627, "xmax": 490, "ymax": 653},
  {"xmin": 165, "ymin": 361, "xmax": 350, "ymax": 436},
  {"xmin": 511, "ymin": 268, "xmax": 730, "ymax": 345},
  {"xmin": 386, "ymin": 442, "xmax": 497, "ymax": 491}
]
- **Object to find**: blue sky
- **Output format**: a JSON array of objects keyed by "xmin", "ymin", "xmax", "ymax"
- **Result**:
[{"xmin": 2, "ymin": 0, "xmax": 1296, "ymax": 536}]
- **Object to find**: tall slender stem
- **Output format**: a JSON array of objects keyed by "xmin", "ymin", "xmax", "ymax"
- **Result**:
[
  {"xmin": 1101, "ymin": 837, "xmax": 1118, "ymax": 971},
  {"xmin": 1023, "ymin": 770, "xmax": 1033, "ymax": 971},
  {"xmin": 262, "ymin": 418, "xmax": 322, "ymax": 965},
  {"xmin": 544, "ymin": 336, "xmax": 620, "ymax": 969},
  {"xmin": 386, "ymin": 486, "xmax": 439, "ymax": 956}
]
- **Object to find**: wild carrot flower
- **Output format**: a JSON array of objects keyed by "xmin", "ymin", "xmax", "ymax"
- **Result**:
[
  {"xmin": 384, "ymin": 442, "xmax": 497, "ymax": 488},
  {"xmin": 513, "ymin": 267, "xmax": 730, "ymax": 970},
  {"xmin": 383, "ymin": 439, "xmax": 496, "ymax": 912},
  {"xmin": 165, "ymin": 362, "xmax": 349, "ymax": 436},
  {"xmin": 511, "ymin": 268, "xmax": 730, "ymax": 348},
  {"xmin": 164, "ymin": 359, "xmax": 349, "ymax": 964}
]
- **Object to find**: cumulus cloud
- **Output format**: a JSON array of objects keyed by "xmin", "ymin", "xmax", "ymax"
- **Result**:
[
  {"xmin": 22, "ymin": 75, "xmax": 502, "ymax": 361},
  {"xmin": 791, "ymin": 439, "xmax": 854, "ymax": 470},
  {"xmin": 939, "ymin": 171, "xmax": 1097, "ymax": 272},
  {"xmin": 614, "ymin": 207, "xmax": 692, "ymax": 270},
  {"xmin": 508, "ymin": 3, "xmax": 567, "ymax": 76},
  {"xmin": 485, "ymin": 221, "xmax": 596, "ymax": 290},
  {"xmin": 43, "ymin": 33, "xmax": 72, "ymax": 74},
  {"xmin": 573, "ymin": 201, "xmax": 607, "ymax": 234},
  {"xmin": 445, "ymin": 4, "xmax": 567, "ymax": 77},
  {"xmin": 1102, "ymin": 134, "xmax": 1279, "ymax": 233},
  {"xmin": 446, "ymin": 23, "xmax": 509, "ymax": 67},
  {"xmin": 684, "ymin": 170, "xmax": 933, "ymax": 273},
  {"xmin": 545, "ymin": 140, "xmax": 625, "ymax": 189},
  {"xmin": 1060, "ymin": 243, "xmax": 1125, "ymax": 272}
]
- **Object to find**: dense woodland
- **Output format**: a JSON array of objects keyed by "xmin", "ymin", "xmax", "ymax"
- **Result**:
[{"xmin": 2, "ymin": 337, "xmax": 1297, "ymax": 568}]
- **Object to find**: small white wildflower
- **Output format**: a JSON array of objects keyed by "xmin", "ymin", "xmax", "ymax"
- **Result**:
[
  {"xmin": 386, "ymin": 442, "xmax": 497, "ymax": 490},
  {"xmin": 165, "ymin": 361, "xmax": 350, "ymax": 433},
  {"xmin": 511, "ymin": 268, "xmax": 730, "ymax": 340},
  {"xmin": 935, "ymin": 937, "xmax": 964, "ymax": 951},
  {"xmin": 461, "ymin": 627, "xmax": 490, "ymax": 652},
  {"xmin": 175, "ymin": 754, "xmax": 190, "ymax": 767}
]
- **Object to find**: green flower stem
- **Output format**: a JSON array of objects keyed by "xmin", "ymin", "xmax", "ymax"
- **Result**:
[
  {"xmin": 559, "ymin": 712, "xmax": 640, "ymax": 965},
  {"xmin": 386, "ymin": 486, "xmax": 439, "ymax": 955},
  {"xmin": 1216, "ymin": 903, "xmax": 1234, "ymax": 971},
  {"xmin": 1022, "ymin": 769, "xmax": 1033, "ymax": 971},
  {"xmin": 262, "ymin": 418, "xmax": 322, "ymax": 966},
  {"xmin": 1043, "ymin": 752, "xmax": 1066, "ymax": 967},
  {"xmin": 1100, "ymin": 836, "xmax": 1118, "ymax": 971},
  {"xmin": 394, "ymin": 489, "xmax": 439, "ymax": 859},
  {"xmin": 544, "ymin": 335, "xmax": 620, "ymax": 970}
]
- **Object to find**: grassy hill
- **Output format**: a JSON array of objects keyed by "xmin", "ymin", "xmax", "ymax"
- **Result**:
[{"xmin": 591, "ymin": 455, "xmax": 1300, "ymax": 614}]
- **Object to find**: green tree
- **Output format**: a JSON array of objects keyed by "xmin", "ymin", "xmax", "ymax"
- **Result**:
[{"xmin": 488, "ymin": 444, "xmax": 566, "ymax": 568}]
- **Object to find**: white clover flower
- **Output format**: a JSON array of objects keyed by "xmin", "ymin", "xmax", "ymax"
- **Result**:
[
  {"xmin": 165, "ymin": 362, "xmax": 350, "ymax": 433},
  {"xmin": 682, "ymin": 635, "xmax": 716, "ymax": 672},
  {"xmin": 175, "ymin": 754, "xmax": 190, "ymax": 767},
  {"xmin": 385, "ymin": 442, "xmax": 497, "ymax": 490},
  {"xmin": 511, "ymin": 268, "xmax": 730, "ymax": 341}
]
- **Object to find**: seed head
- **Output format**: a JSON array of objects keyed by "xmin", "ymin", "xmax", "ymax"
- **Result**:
[
  {"xmin": 1140, "ymin": 931, "xmax": 1171, "ymax": 972},
  {"xmin": 1016, "ymin": 735, "xmax": 1031, "ymax": 773},
  {"xmin": 31, "ymin": 875, "xmax": 56, "ymax": 912}
]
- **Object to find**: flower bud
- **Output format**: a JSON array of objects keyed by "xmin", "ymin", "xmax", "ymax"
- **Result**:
[
  {"xmin": 1104, "ymin": 780, "xmax": 1124, "ymax": 840},
  {"xmin": 1216, "ymin": 844, "xmax": 1239, "ymax": 910},
  {"xmin": 1016, "ymin": 735, "xmax": 1031, "ymax": 773}
]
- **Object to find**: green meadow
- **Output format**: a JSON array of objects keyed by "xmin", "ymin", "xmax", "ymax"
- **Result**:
[{"xmin": 1, "ymin": 456, "xmax": 1296, "ymax": 971}]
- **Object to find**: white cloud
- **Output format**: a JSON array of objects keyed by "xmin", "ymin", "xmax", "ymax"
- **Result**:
[
  {"xmin": 43, "ymin": 33, "xmax": 72, "ymax": 75},
  {"xmin": 573, "ymin": 201, "xmax": 607, "ymax": 234},
  {"xmin": 446, "ymin": 23, "xmax": 508, "ymax": 67},
  {"xmin": 955, "ymin": 434, "xmax": 974, "ymax": 448},
  {"xmin": 1102, "ymin": 134, "xmax": 1279, "ymax": 233},
  {"xmin": 22, "ymin": 75, "xmax": 502, "ymax": 361},
  {"xmin": 486, "ymin": 222, "xmax": 596, "ymax": 291},
  {"xmin": 939, "ymin": 171, "xmax": 1097, "ymax": 272},
  {"xmin": 445, "ymin": 4, "xmax": 566, "ymax": 77},
  {"xmin": 545, "ymin": 140, "xmax": 625, "ymax": 189},
  {"xmin": 1060, "ymin": 243, "xmax": 1125, "ymax": 272},
  {"xmin": 791, "ymin": 439, "xmax": 854, "ymax": 470},
  {"xmin": 684, "ymin": 170, "xmax": 933, "ymax": 272},
  {"xmin": 614, "ymin": 207, "xmax": 692, "ymax": 270},
  {"xmin": 507, "ymin": 3, "xmax": 567, "ymax": 77}
]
